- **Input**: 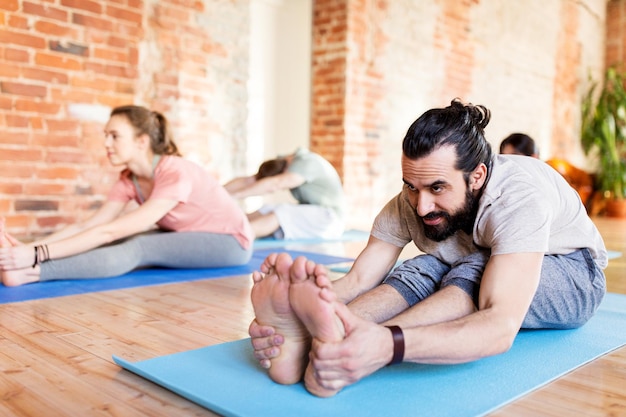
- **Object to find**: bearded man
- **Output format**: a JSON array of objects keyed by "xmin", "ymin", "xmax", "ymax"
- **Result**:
[{"xmin": 247, "ymin": 99, "xmax": 608, "ymax": 397}]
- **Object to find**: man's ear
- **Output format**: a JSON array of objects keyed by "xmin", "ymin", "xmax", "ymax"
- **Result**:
[{"xmin": 469, "ymin": 163, "xmax": 488, "ymax": 190}]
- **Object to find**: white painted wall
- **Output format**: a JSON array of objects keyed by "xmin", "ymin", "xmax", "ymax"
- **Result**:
[
  {"xmin": 246, "ymin": 0, "xmax": 312, "ymax": 208},
  {"xmin": 247, "ymin": 0, "xmax": 312, "ymax": 168}
]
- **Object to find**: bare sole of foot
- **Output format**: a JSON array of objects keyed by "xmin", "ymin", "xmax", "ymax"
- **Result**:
[
  {"xmin": 0, "ymin": 220, "xmax": 40, "ymax": 287},
  {"xmin": 2, "ymin": 267, "xmax": 40, "ymax": 287},
  {"xmin": 250, "ymin": 252, "xmax": 310, "ymax": 385},
  {"xmin": 289, "ymin": 256, "xmax": 345, "ymax": 397},
  {"xmin": 0, "ymin": 217, "xmax": 9, "ymax": 248}
]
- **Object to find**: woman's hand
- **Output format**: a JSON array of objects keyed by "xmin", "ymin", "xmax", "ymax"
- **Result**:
[{"xmin": 0, "ymin": 243, "xmax": 34, "ymax": 271}]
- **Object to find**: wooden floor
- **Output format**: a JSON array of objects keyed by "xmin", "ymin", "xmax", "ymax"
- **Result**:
[{"xmin": 1, "ymin": 217, "xmax": 625, "ymax": 416}]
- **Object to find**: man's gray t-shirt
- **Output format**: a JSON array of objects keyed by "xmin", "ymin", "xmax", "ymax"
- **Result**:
[
  {"xmin": 287, "ymin": 148, "xmax": 346, "ymax": 218},
  {"xmin": 372, "ymin": 155, "xmax": 607, "ymax": 268}
]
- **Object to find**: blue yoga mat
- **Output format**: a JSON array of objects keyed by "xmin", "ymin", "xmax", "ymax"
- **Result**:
[
  {"xmin": 253, "ymin": 229, "xmax": 369, "ymax": 249},
  {"xmin": 114, "ymin": 292, "xmax": 626, "ymax": 417},
  {"xmin": 0, "ymin": 249, "xmax": 354, "ymax": 304},
  {"xmin": 607, "ymin": 250, "xmax": 622, "ymax": 259}
]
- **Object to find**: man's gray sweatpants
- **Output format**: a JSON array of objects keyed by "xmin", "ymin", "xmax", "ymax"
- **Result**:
[{"xmin": 383, "ymin": 248, "xmax": 606, "ymax": 329}]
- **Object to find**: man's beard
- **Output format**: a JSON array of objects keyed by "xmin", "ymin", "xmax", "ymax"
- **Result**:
[{"xmin": 422, "ymin": 188, "xmax": 479, "ymax": 242}]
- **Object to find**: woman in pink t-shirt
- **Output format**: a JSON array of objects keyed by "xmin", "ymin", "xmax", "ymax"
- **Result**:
[{"xmin": 0, "ymin": 105, "xmax": 253, "ymax": 287}]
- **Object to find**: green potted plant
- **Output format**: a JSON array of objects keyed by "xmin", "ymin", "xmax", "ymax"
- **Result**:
[{"xmin": 581, "ymin": 66, "xmax": 626, "ymax": 217}]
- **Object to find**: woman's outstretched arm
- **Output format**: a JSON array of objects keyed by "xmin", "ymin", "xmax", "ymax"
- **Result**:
[{"xmin": 0, "ymin": 198, "xmax": 177, "ymax": 270}]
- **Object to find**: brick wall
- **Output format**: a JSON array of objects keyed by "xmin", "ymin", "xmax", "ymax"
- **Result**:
[
  {"xmin": 0, "ymin": 0, "xmax": 619, "ymax": 238},
  {"xmin": 311, "ymin": 0, "xmax": 611, "ymax": 228},
  {"xmin": 310, "ymin": 0, "xmax": 347, "ymax": 177},
  {"xmin": 0, "ymin": 0, "xmax": 249, "ymax": 239},
  {"xmin": 550, "ymin": 0, "xmax": 584, "ymax": 158},
  {"xmin": 607, "ymin": 0, "xmax": 626, "ymax": 67}
]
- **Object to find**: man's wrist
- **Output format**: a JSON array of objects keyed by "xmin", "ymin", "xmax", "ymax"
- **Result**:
[{"xmin": 385, "ymin": 325, "xmax": 405, "ymax": 365}]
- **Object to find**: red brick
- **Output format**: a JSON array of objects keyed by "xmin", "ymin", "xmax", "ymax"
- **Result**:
[
  {"xmin": 30, "ymin": 116, "xmax": 43, "ymax": 130},
  {"xmin": 166, "ymin": 0, "xmax": 204, "ymax": 11},
  {"xmin": 4, "ymin": 46, "xmax": 29, "ymax": 62},
  {"xmin": 115, "ymin": 80, "xmax": 134, "ymax": 94},
  {"xmin": 0, "ymin": 148, "xmax": 43, "ymax": 162},
  {"xmin": 153, "ymin": 87, "xmax": 179, "ymax": 101},
  {"xmin": 2, "ymin": 214, "xmax": 31, "ymax": 231},
  {"xmin": 47, "ymin": 149, "xmax": 93, "ymax": 164},
  {"xmin": 98, "ymin": 94, "xmax": 135, "ymax": 109},
  {"xmin": 128, "ymin": 46, "xmax": 138, "ymax": 65},
  {"xmin": 8, "ymin": 14, "xmax": 28, "ymax": 29},
  {"xmin": 93, "ymin": 46, "xmax": 128, "ymax": 63},
  {"xmin": 15, "ymin": 99, "xmax": 62, "ymax": 114},
  {"xmin": 36, "ymin": 215, "xmax": 75, "ymax": 229},
  {"xmin": 22, "ymin": 67, "xmax": 69, "ymax": 84},
  {"xmin": 0, "ymin": 199, "xmax": 11, "ymax": 214},
  {"xmin": 0, "ymin": 96, "xmax": 12, "ymax": 110},
  {"xmin": 22, "ymin": 1, "xmax": 68, "ymax": 22},
  {"xmin": 0, "ymin": 62, "xmax": 20, "ymax": 77},
  {"xmin": 0, "ymin": 29, "xmax": 46, "ymax": 48},
  {"xmin": 156, "ymin": 31, "xmax": 179, "ymax": 46},
  {"xmin": 107, "ymin": 35, "xmax": 127, "ymax": 48},
  {"xmin": 0, "ymin": 132, "xmax": 29, "ymax": 146},
  {"xmin": 154, "ymin": 73, "xmax": 178, "ymax": 86},
  {"xmin": 49, "ymin": 87, "xmax": 96, "ymax": 103},
  {"xmin": 45, "ymin": 119, "xmax": 80, "ymax": 132},
  {"xmin": 35, "ymin": 20, "xmax": 74, "ymax": 36},
  {"xmin": 85, "ymin": 30, "xmax": 106, "ymax": 44},
  {"xmin": 106, "ymin": 4, "xmax": 142, "ymax": 24},
  {"xmin": 105, "ymin": 64, "xmax": 136, "ymax": 78},
  {"xmin": 38, "ymin": 166, "xmax": 81, "ymax": 180},
  {"xmin": 0, "ymin": 181, "xmax": 24, "ymax": 194},
  {"xmin": 35, "ymin": 52, "xmax": 82, "ymax": 71},
  {"xmin": 156, "ymin": 4, "xmax": 190, "ymax": 23},
  {"xmin": 83, "ymin": 61, "xmax": 107, "ymax": 75},
  {"xmin": 32, "ymin": 132, "xmax": 79, "ymax": 148},
  {"xmin": 60, "ymin": 0, "xmax": 102, "ymax": 14},
  {"xmin": 4, "ymin": 114, "xmax": 30, "ymax": 128},
  {"xmin": 25, "ymin": 182, "xmax": 72, "ymax": 195},
  {"xmin": 72, "ymin": 13, "xmax": 113, "ymax": 31},
  {"xmin": 113, "ymin": 21, "xmax": 143, "ymax": 38},
  {"xmin": 71, "ymin": 76, "xmax": 116, "ymax": 92},
  {"xmin": 0, "ymin": 81, "xmax": 47, "ymax": 97},
  {"xmin": 0, "ymin": 0, "xmax": 19, "ymax": 12}
]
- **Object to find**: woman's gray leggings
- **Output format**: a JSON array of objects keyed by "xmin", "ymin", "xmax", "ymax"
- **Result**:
[
  {"xmin": 40, "ymin": 230, "xmax": 252, "ymax": 281},
  {"xmin": 383, "ymin": 248, "xmax": 606, "ymax": 329}
]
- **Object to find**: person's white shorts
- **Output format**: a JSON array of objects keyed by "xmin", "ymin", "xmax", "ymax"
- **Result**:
[{"xmin": 258, "ymin": 204, "xmax": 344, "ymax": 240}]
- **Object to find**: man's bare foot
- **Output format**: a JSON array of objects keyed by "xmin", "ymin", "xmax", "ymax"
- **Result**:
[
  {"xmin": 289, "ymin": 256, "xmax": 346, "ymax": 397},
  {"xmin": 250, "ymin": 252, "xmax": 310, "ymax": 385}
]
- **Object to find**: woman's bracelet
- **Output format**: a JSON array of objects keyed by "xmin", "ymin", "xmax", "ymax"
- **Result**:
[
  {"xmin": 32, "ymin": 244, "xmax": 50, "ymax": 267},
  {"xmin": 385, "ymin": 325, "xmax": 405, "ymax": 365}
]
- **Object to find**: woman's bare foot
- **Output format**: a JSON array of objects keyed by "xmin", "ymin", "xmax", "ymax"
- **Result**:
[
  {"xmin": 289, "ymin": 256, "xmax": 346, "ymax": 397},
  {"xmin": 2, "ymin": 266, "xmax": 41, "ymax": 287},
  {"xmin": 250, "ymin": 252, "xmax": 310, "ymax": 385},
  {"xmin": 0, "ymin": 218, "xmax": 40, "ymax": 287},
  {"xmin": 0, "ymin": 217, "xmax": 9, "ymax": 248}
]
